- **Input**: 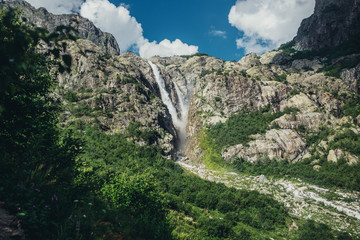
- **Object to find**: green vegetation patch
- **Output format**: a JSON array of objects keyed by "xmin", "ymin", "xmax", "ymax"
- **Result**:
[
  {"xmin": 233, "ymin": 157, "xmax": 360, "ymax": 191},
  {"xmin": 280, "ymin": 35, "xmax": 360, "ymax": 78},
  {"xmin": 341, "ymin": 97, "xmax": 360, "ymax": 118},
  {"xmin": 330, "ymin": 129, "xmax": 360, "ymax": 157},
  {"xmin": 207, "ymin": 106, "xmax": 299, "ymax": 151}
]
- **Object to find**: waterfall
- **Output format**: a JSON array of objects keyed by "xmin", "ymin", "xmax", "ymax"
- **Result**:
[{"xmin": 148, "ymin": 61, "xmax": 189, "ymax": 151}]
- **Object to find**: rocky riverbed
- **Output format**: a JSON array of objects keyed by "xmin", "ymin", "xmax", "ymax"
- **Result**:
[{"xmin": 178, "ymin": 159, "xmax": 360, "ymax": 235}]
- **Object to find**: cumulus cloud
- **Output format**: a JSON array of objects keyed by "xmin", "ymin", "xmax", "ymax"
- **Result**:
[
  {"xmin": 80, "ymin": 0, "xmax": 198, "ymax": 57},
  {"xmin": 139, "ymin": 39, "xmax": 198, "ymax": 59},
  {"xmin": 80, "ymin": 0, "xmax": 143, "ymax": 52},
  {"xmin": 209, "ymin": 30, "xmax": 227, "ymax": 39},
  {"xmin": 229, "ymin": 0, "xmax": 315, "ymax": 54},
  {"xmin": 26, "ymin": 0, "xmax": 83, "ymax": 14},
  {"xmin": 26, "ymin": 0, "xmax": 198, "ymax": 58},
  {"xmin": 236, "ymin": 37, "xmax": 275, "ymax": 54}
]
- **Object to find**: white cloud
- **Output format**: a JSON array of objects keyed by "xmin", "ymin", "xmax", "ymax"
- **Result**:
[
  {"xmin": 80, "ymin": 0, "xmax": 143, "ymax": 52},
  {"xmin": 236, "ymin": 37, "xmax": 275, "ymax": 54},
  {"xmin": 209, "ymin": 30, "xmax": 227, "ymax": 39},
  {"xmin": 26, "ymin": 0, "xmax": 199, "ymax": 58},
  {"xmin": 139, "ymin": 39, "xmax": 198, "ymax": 59},
  {"xmin": 229, "ymin": 0, "xmax": 315, "ymax": 54},
  {"xmin": 26, "ymin": 0, "xmax": 83, "ymax": 14}
]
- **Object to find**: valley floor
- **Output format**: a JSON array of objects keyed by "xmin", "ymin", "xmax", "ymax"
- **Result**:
[{"xmin": 177, "ymin": 159, "xmax": 360, "ymax": 235}]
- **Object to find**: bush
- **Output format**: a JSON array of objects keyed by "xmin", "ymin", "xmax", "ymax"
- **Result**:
[{"xmin": 63, "ymin": 90, "xmax": 79, "ymax": 102}]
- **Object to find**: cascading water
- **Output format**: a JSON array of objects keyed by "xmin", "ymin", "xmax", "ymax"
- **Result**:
[
  {"xmin": 148, "ymin": 61, "xmax": 189, "ymax": 152},
  {"xmin": 173, "ymin": 83, "xmax": 189, "ymax": 149}
]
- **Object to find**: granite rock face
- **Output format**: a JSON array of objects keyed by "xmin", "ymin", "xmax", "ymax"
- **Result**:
[
  {"xmin": 222, "ymin": 129, "xmax": 306, "ymax": 163},
  {"xmin": 294, "ymin": 0, "xmax": 360, "ymax": 51},
  {"xmin": 1, "ymin": 0, "xmax": 120, "ymax": 55}
]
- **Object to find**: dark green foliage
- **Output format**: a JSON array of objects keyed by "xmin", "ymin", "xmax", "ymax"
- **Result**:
[
  {"xmin": 282, "ymin": 33, "xmax": 360, "ymax": 76},
  {"xmin": 71, "ymin": 102, "xmax": 94, "ymax": 117},
  {"xmin": 341, "ymin": 97, "xmax": 360, "ymax": 118},
  {"xmin": 0, "ymin": 10, "xmax": 170, "ymax": 240},
  {"xmin": 0, "ymin": 9, "xmax": 82, "ymax": 239},
  {"xmin": 63, "ymin": 90, "xmax": 79, "ymax": 102},
  {"xmin": 274, "ymin": 73, "xmax": 288, "ymax": 83},
  {"xmin": 240, "ymin": 70, "xmax": 249, "ymax": 77},
  {"xmin": 75, "ymin": 126, "xmax": 289, "ymax": 238},
  {"xmin": 200, "ymin": 69, "xmax": 216, "ymax": 77},
  {"xmin": 214, "ymin": 96, "xmax": 222, "ymax": 102},
  {"xmin": 180, "ymin": 52, "xmax": 209, "ymax": 59},
  {"xmin": 320, "ymin": 57, "xmax": 360, "ymax": 78},
  {"xmin": 296, "ymin": 220, "xmax": 335, "ymax": 240},
  {"xmin": 126, "ymin": 121, "xmax": 161, "ymax": 145},
  {"xmin": 197, "ymin": 216, "xmax": 234, "ymax": 238},
  {"xmin": 233, "ymin": 157, "xmax": 360, "ymax": 191},
  {"xmin": 330, "ymin": 129, "xmax": 360, "ymax": 157},
  {"xmin": 305, "ymin": 126, "xmax": 333, "ymax": 146},
  {"xmin": 208, "ymin": 107, "xmax": 299, "ymax": 151},
  {"xmin": 100, "ymin": 173, "xmax": 169, "ymax": 239},
  {"xmin": 279, "ymin": 41, "xmax": 296, "ymax": 55},
  {"xmin": 290, "ymin": 89, "xmax": 301, "ymax": 96},
  {"xmin": 122, "ymin": 76, "xmax": 137, "ymax": 84}
]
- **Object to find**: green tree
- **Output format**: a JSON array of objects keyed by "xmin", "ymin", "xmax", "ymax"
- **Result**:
[
  {"xmin": 0, "ymin": 9, "xmax": 80, "ymax": 239},
  {"xmin": 101, "ymin": 173, "xmax": 171, "ymax": 239}
]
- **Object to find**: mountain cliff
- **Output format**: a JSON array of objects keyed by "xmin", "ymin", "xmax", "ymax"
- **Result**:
[
  {"xmin": 1, "ymin": 0, "xmax": 120, "ymax": 55},
  {"xmin": 294, "ymin": 0, "xmax": 360, "ymax": 51}
]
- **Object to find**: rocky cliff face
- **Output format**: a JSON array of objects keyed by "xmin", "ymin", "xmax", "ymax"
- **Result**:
[
  {"xmin": 1, "ymin": 0, "xmax": 120, "ymax": 55},
  {"xmin": 4, "ymin": 0, "xmax": 359, "ymax": 167},
  {"xmin": 294, "ymin": 0, "xmax": 360, "ymax": 51},
  {"xmin": 52, "ymin": 39, "xmax": 177, "ymax": 157},
  {"xmin": 151, "ymin": 51, "xmax": 359, "ymax": 165}
]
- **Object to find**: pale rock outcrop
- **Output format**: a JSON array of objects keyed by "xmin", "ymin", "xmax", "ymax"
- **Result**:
[
  {"xmin": 327, "ymin": 149, "xmax": 359, "ymax": 165},
  {"xmin": 318, "ymin": 92, "xmax": 341, "ymax": 116},
  {"xmin": 313, "ymin": 165, "xmax": 322, "ymax": 171},
  {"xmin": 260, "ymin": 51, "xmax": 292, "ymax": 65},
  {"xmin": 238, "ymin": 53, "xmax": 260, "ymax": 68},
  {"xmin": 280, "ymin": 93, "xmax": 318, "ymax": 113},
  {"xmin": 340, "ymin": 64, "xmax": 360, "ymax": 93},
  {"xmin": 222, "ymin": 129, "xmax": 306, "ymax": 163},
  {"xmin": 273, "ymin": 112, "xmax": 324, "ymax": 131}
]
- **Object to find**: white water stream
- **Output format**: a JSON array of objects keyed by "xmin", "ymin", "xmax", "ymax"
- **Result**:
[{"xmin": 148, "ymin": 61, "xmax": 189, "ymax": 150}]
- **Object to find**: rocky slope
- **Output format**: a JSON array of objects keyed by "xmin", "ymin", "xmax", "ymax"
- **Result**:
[
  {"xmin": 53, "ymin": 39, "xmax": 178, "ymax": 157},
  {"xmin": 4, "ymin": 0, "xmax": 359, "ymax": 167},
  {"xmin": 149, "ymin": 49, "xmax": 359, "ymax": 167},
  {"xmin": 1, "ymin": 0, "xmax": 120, "ymax": 55},
  {"xmin": 178, "ymin": 160, "xmax": 360, "ymax": 234}
]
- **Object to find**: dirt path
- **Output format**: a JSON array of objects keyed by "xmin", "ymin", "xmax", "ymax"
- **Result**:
[
  {"xmin": 0, "ymin": 206, "xmax": 24, "ymax": 240},
  {"xmin": 178, "ymin": 160, "xmax": 360, "ymax": 235}
]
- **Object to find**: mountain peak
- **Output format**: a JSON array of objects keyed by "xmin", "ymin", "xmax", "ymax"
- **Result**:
[{"xmin": 294, "ymin": 0, "xmax": 360, "ymax": 51}]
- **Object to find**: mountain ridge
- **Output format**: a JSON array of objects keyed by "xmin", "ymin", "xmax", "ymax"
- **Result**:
[{"xmin": 1, "ymin": 0, "xmax": 120, "ymax": 55}]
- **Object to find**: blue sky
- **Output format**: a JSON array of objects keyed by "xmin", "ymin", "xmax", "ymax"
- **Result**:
[
  {"xmin": 26, "ymin": 0, "xmax": 315, "ymax": 61},
  {"xmin": 111, "ymin": 0, "xmax": 243, "ymax": 60}
]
